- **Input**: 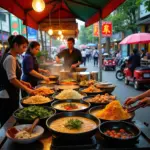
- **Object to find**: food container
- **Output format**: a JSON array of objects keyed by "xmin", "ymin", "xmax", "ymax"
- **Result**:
[
  {"xmin": 89, "ymin": 105, "xmax": 135, "ymax": 122},
  {"xmin": 79, "ymin": 72, "xmax": 90, "ymax": 82},
  {"xmin": 46, "ymin": 112, "xmax": 100, "ymax": 140},
  {"xmin": 71, "ymin": 72, "xmax": 79, "ymax": 81},
  {"xmin": 51, "ymin": 100, "xmax": 91, "ymax": 112},
  {"xmin": 90, "ymin": 71, "xmax": 98, "ymax": 81},
  {"xmin": 59, "ymin": 71, "xmax": 70, "ymax": 81},
  {"xmin": 99, "ymin": 121, "xmax": 141, "ymax": 145},
  {"xmin": 51, "ymin": 64, "xmax": 63, "ymax": 75}
]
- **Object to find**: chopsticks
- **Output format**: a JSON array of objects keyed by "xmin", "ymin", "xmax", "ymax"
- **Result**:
[{"xmin": 124, "ymin": 103, "xmax": 145, "ymax": 113}]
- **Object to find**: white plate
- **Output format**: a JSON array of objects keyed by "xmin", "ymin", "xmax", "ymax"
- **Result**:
[{"xmin": 6, "ymin": 124, "xmax": 44, "ymax": 144}]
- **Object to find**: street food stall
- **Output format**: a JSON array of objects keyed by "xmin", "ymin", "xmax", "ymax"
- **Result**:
[
  {"xmin": 0, "ymin": 77, "xmax": 150, "ymax": 149},
  {"xmin": 1, "ymin": 0, "xmax": 150, "ymax": 150}
]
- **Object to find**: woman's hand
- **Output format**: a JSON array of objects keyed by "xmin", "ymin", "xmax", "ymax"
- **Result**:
[
  {"xmin": 43, "ymin": 76, "xmax": 50, "ymax": 82},
  {"xmin": 26, "ymin": 88, "xmax": 35, "ymax": 95},
  {"xmin": 21, "ymin": 81, "xmax": 32, "ymax": 88},
  {"xmin": 124, "ymin": 97, "xmax": 138, "ymax": 106},
  {"xmin": 138, "ymin": 97, "xmax": 150, "ymax": 107}
]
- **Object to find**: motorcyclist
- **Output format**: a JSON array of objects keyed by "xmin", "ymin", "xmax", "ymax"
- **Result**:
[{"xmin": 128, "ymin": 48, "xmax": 141, "ymax": 76}]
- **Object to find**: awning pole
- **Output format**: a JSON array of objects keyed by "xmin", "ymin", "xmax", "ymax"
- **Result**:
[{"xmin": 98, "ymin": 19, "xmax": 102, "ymax": 82}]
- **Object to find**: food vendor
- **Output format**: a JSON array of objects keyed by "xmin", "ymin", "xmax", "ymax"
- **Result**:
[
  {"xmin": 22, "ymin": 41, "xmax": 50, "ymax": 88},
  {"xmin": 125, "ymin": 89, "xmax": 150, "ymax": 107},
  {"xmin": 0, "ymin": 35, "xmax": 34, "ymax": 125},
  {"xmin": 56, "ymin": 37, "xmax": 82, "ymax": 72}
]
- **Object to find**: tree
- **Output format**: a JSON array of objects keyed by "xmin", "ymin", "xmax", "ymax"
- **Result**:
[
  {"xmin": 78, "ymin": 25, "xmax": 98, "ymax": 44},
  {"xmin": 106, "ymin": 0, "xmax": 139, "ymax": 33},
  {"xmin": 136, "ymin": 0, "xmax": 150, "ymax": 11}
]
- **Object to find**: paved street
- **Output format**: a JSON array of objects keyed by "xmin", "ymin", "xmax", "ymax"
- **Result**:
[{"xmin": 81, "ymin": 60, "xmax": 150, "ymax": 125}]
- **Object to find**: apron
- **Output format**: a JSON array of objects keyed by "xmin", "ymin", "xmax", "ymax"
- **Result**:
[{"xmin": 0, "ymin": 53, "xmax": 21, "ymax": 125}]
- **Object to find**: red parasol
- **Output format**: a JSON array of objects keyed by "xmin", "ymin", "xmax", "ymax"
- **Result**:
[{"xmin": 120, "ymin": 33, "xmax": 150, "ymax": 45}]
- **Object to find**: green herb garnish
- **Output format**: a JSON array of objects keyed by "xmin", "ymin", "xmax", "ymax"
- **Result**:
[
  {"xmin": 64, "ymin": 119, "xmax": 83, "ymax": 129},
  {"xmin": 15, "ymin": 106, "xmax": 53, "ymax": 120}
]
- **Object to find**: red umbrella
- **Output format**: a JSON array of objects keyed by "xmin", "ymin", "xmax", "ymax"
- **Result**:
[{"xmin": 120, "ymin": 33, "xmax": 150, "ymax": 44}]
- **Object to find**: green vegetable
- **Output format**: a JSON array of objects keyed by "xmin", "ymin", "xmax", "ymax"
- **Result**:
[
  {"xmin": 64, "ymin": 119, "xmax": 83, "ymax": 129},
  {"xmin": 15, "ymin": 106, "xmax": 53, "ymax": 120}
]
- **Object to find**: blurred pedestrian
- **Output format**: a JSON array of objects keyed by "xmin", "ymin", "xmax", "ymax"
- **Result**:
[
  {"xmin": 81, "ymin": 49, "xmax": 86, "ymax": 66},
  {"xmin": 93, "ymin": 47, "xmax": 99, "ymax": 66}
]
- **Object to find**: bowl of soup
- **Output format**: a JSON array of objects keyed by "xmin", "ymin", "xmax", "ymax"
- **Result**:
[
  {"xmin": 51, "ymin": 100, "xmax": 91, "ymax": 112},
  {"xmin": 46, "ymin": 112, "xmax": 100, "ymax": 139}
]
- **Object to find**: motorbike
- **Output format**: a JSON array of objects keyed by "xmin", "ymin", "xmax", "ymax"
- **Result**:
[{"xmin": 115, "ymin": 58, "xmax": 127, "ymax": 80}]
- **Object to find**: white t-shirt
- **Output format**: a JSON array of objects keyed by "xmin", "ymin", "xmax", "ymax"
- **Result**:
[
  {"xmin": 0, "ymin": 55, "xmax": 17, "ymax": 98},
  {"xmin": 81, "ymin": 51, "xmax": 86, "ymax": 57}
]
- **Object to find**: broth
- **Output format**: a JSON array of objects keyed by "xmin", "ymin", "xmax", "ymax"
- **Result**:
[{"xmin": 50, "ymin": 116, "xmax": 97, "ymax": 133}]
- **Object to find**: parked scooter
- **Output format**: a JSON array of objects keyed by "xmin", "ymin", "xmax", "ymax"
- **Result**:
[{"xmin": 116, "ymin": 57, "xmax": 128, "ymax": 80}]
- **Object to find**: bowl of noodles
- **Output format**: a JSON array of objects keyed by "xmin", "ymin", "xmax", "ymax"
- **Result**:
[
  {"xmin": 52, "ymin": 89, "xmax": 87, "ymax": 100},
  {"xmin": 89, "ymin": 101, "xmax": 134, "ymax": 122},
  {"xmin": 21, "ymin": 95, "xmax": 54, "ymax": 107}
]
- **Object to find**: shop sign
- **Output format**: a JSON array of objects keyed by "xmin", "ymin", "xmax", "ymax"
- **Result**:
[
  {"xmin": 10, "ymin": 14, "xmax": 20, "ymax": 35},
  {"xmin": 93, "ymin": 22, "xmax": 99, "ymax": 37},
  {"xmin": 102, "ymin": 21, "xmax": 112, "ymax": 37},
  {"xmin": 27, "ymin": 27, "xmax": 37, "ymax": 41}
]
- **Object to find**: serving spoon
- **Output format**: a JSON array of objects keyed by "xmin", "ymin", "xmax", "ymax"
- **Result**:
[{"xmin": 25, "ymin": 118, "xmax": 40, "ymax": 134}]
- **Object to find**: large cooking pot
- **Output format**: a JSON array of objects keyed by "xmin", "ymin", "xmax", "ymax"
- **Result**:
[
  {"xmin": 46, "ymin": 112, "xmax": 100, "ymax": 140},
  {"xmin": 51, "ymin": 64, "xmax": 63, "ymax": 75},
  {"xmin": 78, "ymin": 72, "xmax": 90, "ymax": 81}
]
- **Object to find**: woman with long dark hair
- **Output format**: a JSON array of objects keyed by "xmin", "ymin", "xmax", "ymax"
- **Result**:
[
  {"xmin": 0, "ymin": 35, "xmax": 34, "ymax": 125},
  {"xmin": 21, "ymin": 41, "xmax": 50, "ymax": 88}
]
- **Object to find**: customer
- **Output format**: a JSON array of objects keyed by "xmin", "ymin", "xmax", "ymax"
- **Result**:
[
  {"xmin": 56, "ymin": 37, "xmax": 82, "ymax": 72},
  {"xmin": 81, "ymin": 49, "xmax": 86, "ymax": 66},
  {"xmin": 124, "ymin": 89, "xmax": 150, "ymax": 107},
  {"xmin": 141, "ymin": 48, "xmax": 146, "ymax": 58},
  {"xmin": 93, "ymin": 47, "xmax": 99, "ymax": 66},
  {"xmin": 22, "ymin": 41, "xmax": 50, "ymax": 88},
  {"xmin": 0, "ymin": 35, "xmax": 34, "ymax": 125}
]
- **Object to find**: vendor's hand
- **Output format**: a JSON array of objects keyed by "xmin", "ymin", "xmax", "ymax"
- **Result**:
[
  {"xmin": 43, "ymin": 76, "xmax": 50, "ymax": 82},
  {"xmin": 71, "ymin": 64, "xmax": 77, "ymax": 69},
  {"xmin": 138, "ymin": 97, "xmax": 150, "ymax": 107},
  {"xmin": 22, "ymin": 81, "xmax": 32, "ymax": 88},
  {"xmin": 124, "ymin": 97, "xmax": 137, "ymax": 106},
  {"xmin": 26, "ymin": 88, "xmax": 35, "ymax": 95}
]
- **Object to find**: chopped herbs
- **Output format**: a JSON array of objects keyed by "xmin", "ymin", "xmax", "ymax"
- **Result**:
[
  {"xmin": 15, "ymin": 106, "xmax": 53, "ymax": 120},
  {"xmin": 64, "ymin": 119, "xmax": 83, "ymax": 129}
]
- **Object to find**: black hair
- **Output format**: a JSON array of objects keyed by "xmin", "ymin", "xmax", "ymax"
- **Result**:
[
  {"xmin": 2, "ymin": 35, "xmax": 28, "ymax": 57},
  {"xmin": 67, "ymin": 37, "xmax": 75, "ymax": 44},
  {"xmin": 26, "ymin": 41, "xmax": 40, "ymax": 53},
  {"xmin": 133, "ymin": 48, "xmax": 138, "ymax": 54}
]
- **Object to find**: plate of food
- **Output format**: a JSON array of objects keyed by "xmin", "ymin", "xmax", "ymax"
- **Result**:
[
  {"xmin": 51, "ymin": 100, "xmax": 90, "ymax": 112},
  {"xmin": 60, "ymin": 78, "xmax": 77, "ymax": 85},
  {"xmin": 55, "ymin": 85, "xmax": 79, "ymax": 91},
  {"xmin": 89, "ymin": 101, "xmax": 134, "ymax": 122},
  {"xmin": 39, "ymin": 80, "xmax": 56, "ymax": 85},
  {"xmin": 81, "ymin": 85, "xmax": 104, "ymax": 95},
  {"xmin": 79, "ymin": 80, "xmax": 97, "ymax": 87},
  {"xmin": 46, "ymin": 112, "xmax": 100, "ymax": 140},
  {"xmin": 83, "ymin": 93, "xmax": 116, "ymax": 106},
  {"xmin": 33, "ymin": 86, "xmax": 55, "ymax": 96},
  {"xmin": 6, "ymin": 124, "xmax": 44, "ymax": 144},
  {"xmin": 95, "ymin": 83, "xmax": 116, "ymax": 94},
  {"xmin": 13, "ymin": 106, "xmax": 56, "ymax": 124},
  {"xmin": 21, "ymin": 95, "xmax": 54, "ymax": 107},
  {"xmin": 52, "ymin": 89, "xmax": 87, "ymax": 100}
]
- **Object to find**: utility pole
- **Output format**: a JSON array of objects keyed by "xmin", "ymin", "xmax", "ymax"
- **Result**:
[{"xmin": 98, "ymin": 20, "xmax": 102, "ymax": 82}]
